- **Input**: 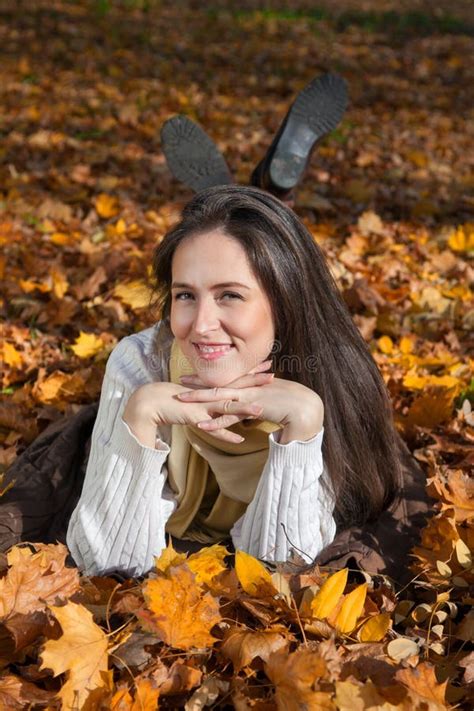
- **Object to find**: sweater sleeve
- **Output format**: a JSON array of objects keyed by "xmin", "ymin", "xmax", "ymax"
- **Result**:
[
  {"xmin": 66, "ymin": 331, "xmax": 177, "ymax": 578},
  {"xmin": 230, "ymin": 427, "xmax": 336, "ymax": 564}
]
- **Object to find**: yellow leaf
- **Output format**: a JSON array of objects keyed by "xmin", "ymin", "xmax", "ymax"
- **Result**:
[
  {"xmin": 310, "ymin": 568, "xmax": 348, "ymax": 620},
  {"xmin": 140, "ymin": 564, "xmax": 221, "ymax": 650},
  {"xmin": 334, "ymin": 583, "xmax": 368, "ymax": 633},
  {"xmin": 40, "ymin": 601, "xmax": 109, "ymax": 711},
  {"xmin": 32, "ymin": 371, "xmax": 85, "ymax": 406},
  {"xmin": 447, "ymin": 223, "xmax": 474, "ymax": 252},
  {"xmin": 114, "ymin": 280, "xmax": 153, "ymax": 310},
  {"xmin": 235, "ymin": 550, "xmax": 277, "ymax": 597},
  {"xmin": 71, "ymin": 331, "xmax": 105, "ymax": 358},
  {"xmin": 155, "ymin": 539, "xmax": 187, "ymax": 574},
  {"xmin": 50, "ymin": 266, "xmax": 69, "ymax": 299},
  {"xmin": 358, "ymin": 612, "xmax": 391, "ymax": 642},
  {"xmin": 377, "ymin": 336, "xmax": 393, "ymax": 354},
  {"xmin": 95, "ymin": 193, "xmax": 120, "ymax": 218},
  {"xmin": 3, "ymin": 342, "xmax": 23, "ymax": 368},
  {"xmin": 187, "ymin": 544, "xmax": 229, "ymax": 587}
]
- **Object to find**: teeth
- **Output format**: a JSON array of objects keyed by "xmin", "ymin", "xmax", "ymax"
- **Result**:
[{"xmin": 197, "ymin": 345, "xmax": 231, "ymax": 353}]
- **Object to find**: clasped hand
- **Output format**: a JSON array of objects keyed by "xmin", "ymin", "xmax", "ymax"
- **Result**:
[{"xmin": 123, "ymin": 360, "xmax": 323, "ymax": 445}]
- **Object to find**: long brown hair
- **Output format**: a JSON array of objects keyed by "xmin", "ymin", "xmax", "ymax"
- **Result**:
[{"xmin": 152, "ymin": 185, "xmax": 402, "ymax": 528}]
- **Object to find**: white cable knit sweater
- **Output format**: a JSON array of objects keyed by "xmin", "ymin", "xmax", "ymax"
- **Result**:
[{"xmin": 66, "ymin": 321, "xmax": 336, "ymax": 577}]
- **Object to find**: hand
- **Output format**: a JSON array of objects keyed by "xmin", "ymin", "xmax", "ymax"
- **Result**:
[
  {"xmin": 177, "ymin": 370, "xmax": 324, "ymax": 441},
  {"xmin": 122, "ymin": 360, "xmax": 276, "ymax": 446}
]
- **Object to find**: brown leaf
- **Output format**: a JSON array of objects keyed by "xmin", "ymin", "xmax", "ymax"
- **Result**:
[
  {"xmin": 220, "ymin": 626, "xmax": 290, "ymax": 671},
  {"xmin": 0, "ymin": 543, "xmax": 79, "ymax": 619},
  {"xmin": 265, "ymin": 648, "xmax": 334, "ymax": 710},
  {"xmin": 0, "ymin": 673, "xmax": 54, "ymax": 709},
  {"xmin": 395, "ymin": 663, "xmax": 447, "ymax": 708}
]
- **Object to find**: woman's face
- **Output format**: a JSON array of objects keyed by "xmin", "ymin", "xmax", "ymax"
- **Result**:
[{"xmin": 170, "ymin": 228, "xmax": 275, "ymax": 387}]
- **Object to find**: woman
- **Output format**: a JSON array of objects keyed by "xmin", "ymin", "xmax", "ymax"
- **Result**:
[{"xmin": 66, "ymin": 184, "xmax": 402, "ymax": 577}]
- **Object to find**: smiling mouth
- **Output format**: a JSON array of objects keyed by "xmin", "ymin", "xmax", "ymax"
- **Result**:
[{"xmin": 193, "ymin": 343, "xmax": 235, "ymax": 354}]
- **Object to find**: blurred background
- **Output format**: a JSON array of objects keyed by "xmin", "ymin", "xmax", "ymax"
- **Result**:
[{"xmin": 1, "ymin": 0, "xmax": 473, "ymax": 462}]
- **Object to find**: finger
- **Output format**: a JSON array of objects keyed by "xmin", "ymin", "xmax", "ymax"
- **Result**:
[
  {"xmin": 205, "ymin": 428, "xmax": 246, "ymax": 444},
  {"xmin": 177, "ymin": 387, "xmax": 240, "ymax": 402},
  {"xmin": 204, "ymin": 403, "xmax": 263, "ymax": 427}
]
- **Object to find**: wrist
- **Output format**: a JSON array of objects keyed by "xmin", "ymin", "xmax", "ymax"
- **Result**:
[
  {"xmin": 123, "ymin": 391, "xmax": 159, "ymax": 448},
  {"xmin": 279, "ymin": 395, "xmax": 324, "ymax": 445}
]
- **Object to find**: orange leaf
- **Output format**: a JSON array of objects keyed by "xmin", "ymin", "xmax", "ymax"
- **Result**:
[
  {"xmin": 2, "ymin": 343, "xmax": 23, "ymax": 369},
  {"xmin": 95, "ymin": 193, "xmax": 120, "ymax": 218},
  {"xmin": 139, "ymin": 564, "xmax": 221, "ymax": 650}
]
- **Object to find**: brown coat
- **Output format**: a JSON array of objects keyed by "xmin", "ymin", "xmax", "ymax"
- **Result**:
[{"xmin": 0, "ymin": 403, "xmax": 432, "ymax": 585}]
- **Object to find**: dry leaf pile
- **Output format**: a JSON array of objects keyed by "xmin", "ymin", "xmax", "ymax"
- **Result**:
[{"xmin": 0, "ymin": 1, "xmax": 473, "ymax": 708}]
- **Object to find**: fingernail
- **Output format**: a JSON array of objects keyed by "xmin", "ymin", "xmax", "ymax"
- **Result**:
[
  {"xmin": 251, "ymin": 405, "xmax": 263, "ymax": 414},
  {"xmin": 180, "ymin": 376, "xmax": 192, "ymax": 382},
  {"xmin": 236, "ymin": 436, "xmax": 245, "ymax": 443},
  {"xmin": 177, "ymin": 392, "xmax": 191, "ymax": 399}
]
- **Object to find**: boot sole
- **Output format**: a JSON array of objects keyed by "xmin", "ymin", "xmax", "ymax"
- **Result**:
[
  {"xmin": 161, "ymin": 116, "xmax": 232, "ymax": 192},
  {"xmin": 269, "ymin": 74, "xmax": 348, "ymax": 190}
]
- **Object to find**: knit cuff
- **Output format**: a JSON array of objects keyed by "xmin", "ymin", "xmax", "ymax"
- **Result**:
[
  {"xmin": 117, "ymin": 417, "xmax": 171, "ymax": 463},
  {"xmin": 268, "ymin": 426, "xmax": 324, "ymax": 468}
]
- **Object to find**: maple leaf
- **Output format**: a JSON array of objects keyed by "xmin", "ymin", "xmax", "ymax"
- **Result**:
[
  {"xmin": 39, "ymin": 601, "xmax": 110, "ymax": 711},
  {"xmin": 265, "ymin": 648, "xmax": 335, "ymax": 710},
  {"xmin": 396, "ymin": 663, "xmax": 447, "ymax": 709},
  {"xmin": 139, "ymin": 563, "xmax": 221, "ymax": 650},
  {"xmin": 427, "ymin": 470, "xmax": 474, "ymax": 523},
  {"xmin": 71, "ymin": 331, "xmax": 105, "ymax": 358},
  {"xmin": 0, "ymin": 543, "xmax": 79, "ymax": 619}
]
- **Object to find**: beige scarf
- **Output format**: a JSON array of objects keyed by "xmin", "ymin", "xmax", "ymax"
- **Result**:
[{"xmin": 165, "ymin": 340, "xmax": 281, "ymax": 543}]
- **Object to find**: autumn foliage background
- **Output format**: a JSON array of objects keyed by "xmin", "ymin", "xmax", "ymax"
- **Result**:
[{"xmin": 0, "ymin": 0, "xmax": 473, "ymax": 709}]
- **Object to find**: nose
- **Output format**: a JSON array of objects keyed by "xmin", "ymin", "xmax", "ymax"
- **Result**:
[{"xmin": 192, "ymin": 296, "xmax": 221, "ymax": 336}]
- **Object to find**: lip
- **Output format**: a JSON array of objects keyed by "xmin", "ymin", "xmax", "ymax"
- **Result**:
[{"xmin": 193, "ymin": 343, "xmax": 235, "ymax": 360}]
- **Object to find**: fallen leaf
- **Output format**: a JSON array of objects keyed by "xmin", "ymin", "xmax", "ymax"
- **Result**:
[
  {"xmin": 139, "ymin": 564, "xmax": 221, "ymax": 650},
  {"xmin": 40, "ymin": 601, "xmax": 110, "ymax": 710}
]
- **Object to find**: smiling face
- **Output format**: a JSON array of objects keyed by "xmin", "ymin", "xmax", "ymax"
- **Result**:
[{"xmin": 170, "ymin": 227, "xmax": 275, "ymax": 387}]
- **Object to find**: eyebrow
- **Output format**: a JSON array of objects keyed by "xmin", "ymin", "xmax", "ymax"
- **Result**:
[{"xmin": 171, "ymin": 281, "xmax": 251, "ymax": 290}]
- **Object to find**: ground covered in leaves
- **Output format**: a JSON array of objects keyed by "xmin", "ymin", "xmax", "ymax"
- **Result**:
[{"xmin": 0, "ymin": 0, "xmax": 473, "ymax": 708}]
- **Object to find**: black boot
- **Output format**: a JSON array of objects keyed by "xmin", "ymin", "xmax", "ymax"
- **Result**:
[
  {"xmin": 161, "ymin": 115, "xmax": 233, "ymax": 193},
  {"xmin": 250, "ymin": 73, "xmax": 348, "ymax": 202}
]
